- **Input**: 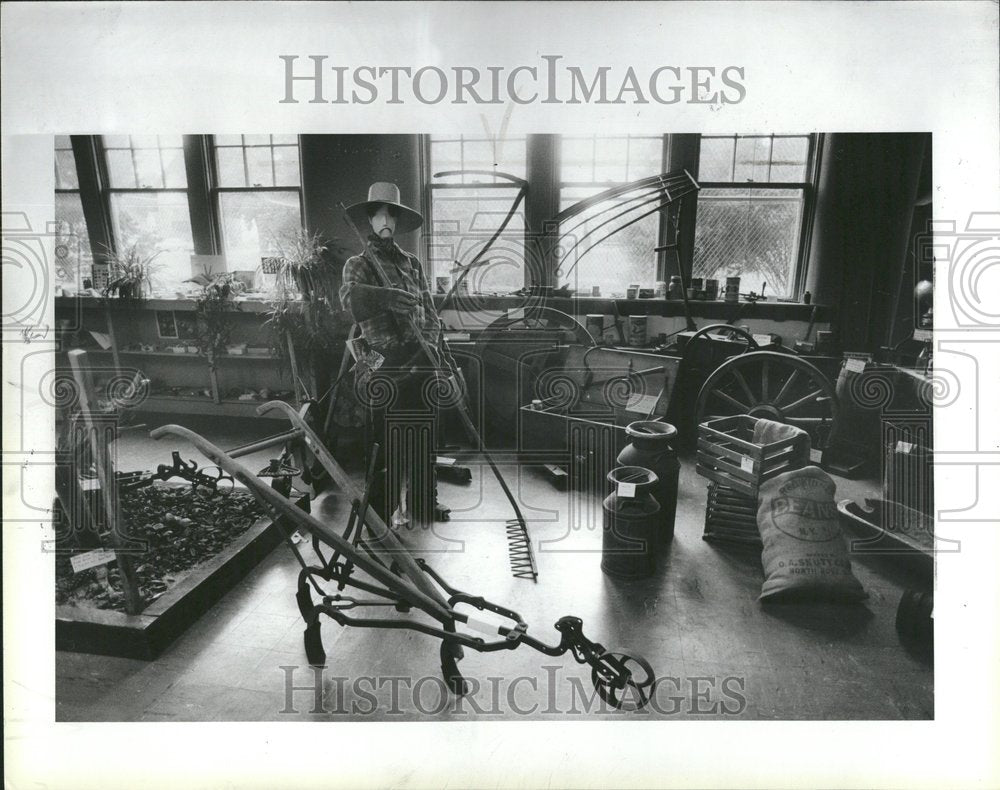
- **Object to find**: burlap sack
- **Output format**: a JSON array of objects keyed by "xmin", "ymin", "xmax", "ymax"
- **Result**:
[{"xmin": 757, "ymin": 465, "xmax": 866, "ymax": 602}]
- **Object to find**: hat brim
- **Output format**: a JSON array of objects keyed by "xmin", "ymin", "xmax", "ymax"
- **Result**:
[{"xmin": 345, "ymin": 200, "xmax": 423, "ymax": 235}]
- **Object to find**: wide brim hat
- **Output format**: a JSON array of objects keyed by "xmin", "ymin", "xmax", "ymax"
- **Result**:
[{"xmin": 346, "ymin": 181, "xmax": 423, "ymax": 234}]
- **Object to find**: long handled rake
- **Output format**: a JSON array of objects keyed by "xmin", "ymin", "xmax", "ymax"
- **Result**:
[{"xmin": 339, "ymin": 204, "xmax": 538, "ymax": 580}]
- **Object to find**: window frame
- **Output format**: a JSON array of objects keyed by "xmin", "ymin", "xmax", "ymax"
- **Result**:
[
  {"xmin": 423, "ymin": 133, "xmax": 530, "ymax": 290},
  {"xmin": 92, "ymin": 135, "xmax": 197, "ymax": 289},
  {"xmin": 556, "ymin": 134, "xmax": 674, "ymax": 288},
  {"xmin": 693, "ymin": 133, "xmax": 821, "ymax": 299},
  {"xmin": 207, "ymin": 134, "xmax": 306, "ymax": 262}
]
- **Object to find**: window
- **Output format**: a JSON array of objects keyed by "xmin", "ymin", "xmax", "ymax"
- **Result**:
[
  {"xmin": 212, "ymin": 135, "xmax": 303, "ymax": 269},
  {"xmin": 557, "ymin": 135, "xmax": 666, "ymax": 296},
  {"xmin": 54, "ymin": 136, "xmax": 93, "ymax": 288},
  {"xmin": 426, "ymin": 135, "xmax": 527, "ymax": 294},
  {"xmin": 101, "ymin": 135, "xmax": 195, "ymax": 291},
  {"xmin": 693, "ymin": 135, "xmax": 815, "ymax": 298}
]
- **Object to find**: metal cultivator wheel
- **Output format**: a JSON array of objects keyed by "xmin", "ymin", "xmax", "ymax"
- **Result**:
[{"xmin": 695, "ymin": 351, "xmax": 838, "ymax": 449}]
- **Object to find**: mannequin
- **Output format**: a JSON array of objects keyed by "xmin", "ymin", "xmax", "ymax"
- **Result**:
[{"xmin": 339, "ymin": 182, "xmax": 453, "ymax": 526}]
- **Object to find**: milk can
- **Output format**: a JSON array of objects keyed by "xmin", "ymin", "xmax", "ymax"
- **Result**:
[
  {"xmin": 617, "ymin": 421, "xmax": 680, "ymax": 547},
  {"xmin": 602, "ymin": 466, "xmax": 660, "ymax": 579}
]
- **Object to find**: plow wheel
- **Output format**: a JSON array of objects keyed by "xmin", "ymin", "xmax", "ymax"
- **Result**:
[
  {"xmin": 695, "ymin": 351, "xmax": 838, "ymax": 449},
  {"xmin": 591, "ymin": 651, "xmax": 656, "ymax": 711}
]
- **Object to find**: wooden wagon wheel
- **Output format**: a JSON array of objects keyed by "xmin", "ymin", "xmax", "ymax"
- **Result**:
[{"xmin": 695, "ymin": 351, "xmax": 838, "ymax": 449}]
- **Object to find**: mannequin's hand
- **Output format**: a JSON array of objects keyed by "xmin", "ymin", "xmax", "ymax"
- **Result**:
[{"xmin": 384, "ymin": 288, "xmax": 418, "ymax": 315}]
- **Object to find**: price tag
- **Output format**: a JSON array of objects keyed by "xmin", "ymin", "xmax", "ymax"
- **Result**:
[
  {"xmin": 753, "ymin": 334, "xmax": 772, "ymax": 347},
  {"xmin": 507, "ymin": 308, "xmax": 525, "ymax": 321},
  {"xmin": 80, "ymin": 478, "xmax": 101, "ymax": 491},
  {"xmin": 896, "ymin": 441, "xmax": 914, "ymax": 454},
  {"xmin": 617, "ymin": 482, "xmax": 637, "ymax": 498},
  {"xmin": 626, "ymin": 393, "xmax": 660, "ymax": 414},
  {"xmin": 436, "ymin": 456, "xmax": 456, "ymax": 466},
  {"xmin": 290, "ymin": 531, "xmax": 305, "ymax": 544},
  {"xmin": 740, "ymin": 456, "xmax": 754, "ymax": 473},
  {"xmin": 912, "ymin": 329, "xmax": 933, "ymax": 342},
  {"xmin": 70, "ymin": 548, "xmax": 117, "ymax": 574},
  {"xmin": 845, "ymin": 358, "xmax": 866, "ymax": 373}
]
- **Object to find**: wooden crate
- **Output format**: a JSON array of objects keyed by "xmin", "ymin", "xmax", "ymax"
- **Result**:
[
  {"xmin": 696, "ymin": 415, "xmax": 809, "ymax": 498},
  {"xmin": 702, "ymin": 483, "xmax": 762, "ymax": 547}
]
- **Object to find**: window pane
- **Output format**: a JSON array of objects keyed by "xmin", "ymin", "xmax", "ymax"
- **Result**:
[
  {"xmin": 245, "ymin": 146, "xmax": 274, "ymax": 187},
  {"xmin": 161, "ymin": 146, "xmax": 188, "ymax": 188},
  {"xmin": 55, "ymin": 148, "xmax": 79, "ymax": 189},
  {"xmin": 430, "ymin": 140, "xmax": 462, "ymax": 176},
  {"xmin": 157, "ymin": 134, "xmax": 184, "ymax": 148},
  {"xmin": 429, "ymin": 187, "xmax": 525, "ymax": 294},
  {"xmin": 133, "ymin": 148, "xmax": 165, "ymax": 188},
  {"xmin": 219, "ymin": 191, "xmax": 301, "ymax": 269},
  {"xmin": 698, "ymin": 136, "xmax": 735, "ymax": 182},
  {"xmin": 214, "ymin": 134, "xmax": 243, "ymax": 147},
  {"xmin": 102, "ymin": 135, "xmax": 132, "ymax": 149},
  {"xmin": 733, "ymin": 136, "xmax": 772, "ymax": 183},
  {"xmin": 557, "ymin": 186, "xmax": 659, "ymax": 295},
  {"xmin": 216, "ymin": 147, "xmax": 247, "ymax": 187},
  {"xmin": 692, "ymin": 188, "xmax": 804, "ymax": 298},
  {"xmin": 560, "ymin": 137, "xmax": 595, "ymax": 182},
  {"xmin": 243, "ymin": 134, "xmax": 271, "ymax": 146},
  {"xmin": 770, "ymin": 136, "xmax": 810, "ymax": 182},
  {"xmin": 54, "ymin": 192, "xmax": 93, "ymax": 288},
  {"xmin": 593, "ymin": 137, "xmax": 628, "ymax": 182},
  {"xmin": 627, "ymin": 137, "xmax": 664, "ymax": 181},
  {"xmin": 107, "ymin": 149, "xmax": 138, "ymax": 188},
  {"xmin": 110, "ymin": 192, "xmax": 195, "ymax": 292},
  {"xmin": 271, "ymin": 134, "xmax": 298, "ymax": 145},
  {"xmin": 272, "ymin": 145, "xmax": 301, "ymax": 186}
]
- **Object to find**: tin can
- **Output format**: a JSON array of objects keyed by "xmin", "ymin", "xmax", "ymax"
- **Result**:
[
  {"xmin": 705, "ymin": 278, "xmax": 719, "ymax": 300},
  {"xmin": 689, "ymin": 277, "xmax": 703, "ymax": 293},
  {"xmin": 725, "ymin": 276, "xmax": 740, "ymax": 303},
  {"xmin": 654, "ymin": 281, "xmax": 667, "ymax": 299},
  {"xmin": 628, "ymin": 314, "xmax": 647, "ymax": 347},
  {"xmin": 591, "ymin": 285, "xmax": 601, "ymax": 297},
  {"xmin": 626, "ymin": 284, "xmax": 640, "ymax": 300}
]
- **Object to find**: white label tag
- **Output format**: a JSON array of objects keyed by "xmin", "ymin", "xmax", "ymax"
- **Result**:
[
  {"xmin": 617, "ymin": 482, "xmax": 636, "ymax": 498},
  {"xmin": 625, "ymin": 393, "xmax": 660, "ymax": 413},
  {"xmin": 436, "ymin": 456, "xmax": 456, "ymax": 466},
  {"xmin": 290, "ymin": 531, "xmax": 305, "ymax": 544},
  {"xmin": 896, "ymin": 441, "xmax": 914, "ymax": 454},
  {"xmin": 912, "ymin": 329, "xmax": 933, "ymax": 342},
  {"xmin": 740, "ymin": 456, "xmax": 754, "ymax": 473},
  {"xmin": 80, "ymin": 478, "xmax": 101, "ymax": 491},
  {"xmin": 845, "ymin": 358, "xmax": 866, "ymax": 373},
  {"xmin": 507, "ymin": 308, "xmax": 525, "ymax": 321},
  {"xmin": 70, "ymin": 548, "xmax": 117, "ymax": 573},
  {"xmin": 753, "ymin": 334, "xmax": 772, "ymax": 347}
]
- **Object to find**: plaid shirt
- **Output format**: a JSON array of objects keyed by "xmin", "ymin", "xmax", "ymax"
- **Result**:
[{"xmin": 339, "ymin": 239, "xmax": 444, "ymax": 364}]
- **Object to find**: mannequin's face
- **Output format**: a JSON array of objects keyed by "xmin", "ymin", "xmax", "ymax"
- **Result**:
[{"xmin": 369, "ymin": 205, "xmax": 396, "ymax": 238}]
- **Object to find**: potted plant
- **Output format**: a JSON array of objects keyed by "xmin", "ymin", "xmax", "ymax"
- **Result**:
[
  {"xmin": 101, "ymin": 243, "xmax": 161, "ymax": 303},
  {"xmin": 270, "ymin": 227, "xmax": 329, "ymax": 300}
]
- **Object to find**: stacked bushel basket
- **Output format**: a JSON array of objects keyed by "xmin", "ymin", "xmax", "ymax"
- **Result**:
[{"xmin": 697, "ymin": 415, "xmax": 865, "ymax": 602}]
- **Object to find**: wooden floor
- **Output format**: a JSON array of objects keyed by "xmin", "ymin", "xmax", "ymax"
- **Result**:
[{"xmin": 56, "ymin": 420, "xmax": 933, "ymax": 721}]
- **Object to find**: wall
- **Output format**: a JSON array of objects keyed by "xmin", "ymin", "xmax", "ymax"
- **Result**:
[{"xmin": 300, "ymin": 134, "xmax": 424, "ymax": 272}]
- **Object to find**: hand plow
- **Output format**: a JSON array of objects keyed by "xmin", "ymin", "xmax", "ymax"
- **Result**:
[{"xmin": 150, "ymin": 400, "xmax": 656, "ymax": 711}]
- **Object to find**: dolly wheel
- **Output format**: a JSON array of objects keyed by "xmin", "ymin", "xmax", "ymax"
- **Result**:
[
  {"xmin": 303, "ymin": 619, "xmax": 326, "ymax": 667},
  {"xmin": 440, "ymin": 641, "xmax": 469, "ymax": 696}
]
